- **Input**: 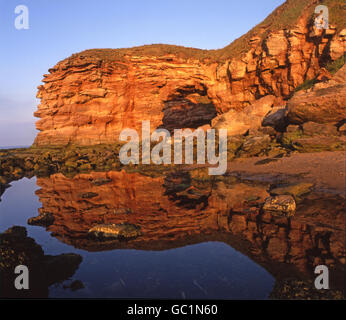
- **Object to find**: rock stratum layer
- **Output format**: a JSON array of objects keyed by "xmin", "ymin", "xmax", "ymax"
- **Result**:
[{"xmin": 34, "ymin": 0, "xmax": 346, "ymax": 146}]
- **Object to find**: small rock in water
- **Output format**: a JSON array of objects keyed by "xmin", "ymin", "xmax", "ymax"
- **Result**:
[
  {"xmin": 88, "ymin": 223, "xmax": 141, "ymax": 240},
  {"xmin": 263, "ymin": 195, "xmax": 296, "ymax": 216}
]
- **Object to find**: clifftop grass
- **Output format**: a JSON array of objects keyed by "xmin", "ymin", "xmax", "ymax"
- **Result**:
[{"xmin": 70, "ymin": 0, "xmax": 345, "ymax": 64}]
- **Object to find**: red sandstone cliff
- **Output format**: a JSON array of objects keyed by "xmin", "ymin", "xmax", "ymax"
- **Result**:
[{"xmin": 34, "ymin": 0, "xmax": 346, "ymax": 146}]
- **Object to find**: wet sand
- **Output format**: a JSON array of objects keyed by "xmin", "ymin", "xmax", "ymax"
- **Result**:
[{"xmin": 227, "ymin": 151, "xmax": 346, "ymax": 195}]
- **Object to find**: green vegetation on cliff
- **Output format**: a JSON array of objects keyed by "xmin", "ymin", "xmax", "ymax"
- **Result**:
[
  {"xmin": 71, "ymin": 0, "xmax": 345, "ymax": 64},
  {"xmin": 294, "ymin": 53, "xmax": 345, "ymax": 92}
]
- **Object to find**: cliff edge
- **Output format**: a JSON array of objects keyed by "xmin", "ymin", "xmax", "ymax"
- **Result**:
[{"xmin": 34, "ymin": 0, "xmax": 345, "ymax": 146}]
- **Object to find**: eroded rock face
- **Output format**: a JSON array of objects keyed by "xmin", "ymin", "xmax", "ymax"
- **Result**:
[
  {"xmin": 287, "ymin": 64, "xmax": 346, "ymax": 124},
  {"xmin": 34, "ymin": 55, "xmax": 218, "ymax": 146},
  {"xmin": 212, "ymin": 95, "xmax": 278, "ymax": 136},
  {"xmin": 33, "ymin": 0, "xmax": 346, "ymax": 146}
]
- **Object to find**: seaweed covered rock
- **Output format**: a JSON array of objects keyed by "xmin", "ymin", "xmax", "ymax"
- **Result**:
[
  {"xmin": 238, "ymin": 135, "xmax": 272, "ymax": 157},
  {"xmin": 263, "ymin": 195, "xmax": 296, "ymax": 216},
  {"xmin": 281, "ymin": 122, "xmax": 345, "ymax": 152},
  {"xmin": 270, "ymin": 279, "xmax": 344, "ymax": 300},
  {"xmin": 270, "ymin": 182, "xmax": 314, "ymax": 201}
]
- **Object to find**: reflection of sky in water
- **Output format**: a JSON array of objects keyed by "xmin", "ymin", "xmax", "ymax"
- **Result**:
[{"xmin": 0, "ymin": 177, "xmax": 274, "ymax": 299}]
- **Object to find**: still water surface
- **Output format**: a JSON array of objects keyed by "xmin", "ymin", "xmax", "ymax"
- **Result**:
[{"xmin": 0, "ymin": 176, "xmax": 275, "ymax": 299}]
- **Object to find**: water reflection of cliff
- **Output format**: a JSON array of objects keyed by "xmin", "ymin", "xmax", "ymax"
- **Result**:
[{"xmin": 33, "ymin": 170, "xmax": 345, "ymax": 290}]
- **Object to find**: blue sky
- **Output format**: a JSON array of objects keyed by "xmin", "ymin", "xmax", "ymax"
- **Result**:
[{"xmin": 0, "ymin": 0, "xmax": 285, "ymax": 146}]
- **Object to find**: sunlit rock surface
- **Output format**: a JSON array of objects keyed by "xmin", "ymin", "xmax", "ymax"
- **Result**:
[{"xmin": 33, "ymin": 0, "xmax": 346, "ymax": 146}]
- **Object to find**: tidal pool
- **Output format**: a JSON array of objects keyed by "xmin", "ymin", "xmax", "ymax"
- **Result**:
[
  {"xmin": 0, "ymin": 176, "xmax": 274, "ymax": 299},
  {"xmin": 1, "ymin": 170, "xmax": 344, "ymax": 299}
]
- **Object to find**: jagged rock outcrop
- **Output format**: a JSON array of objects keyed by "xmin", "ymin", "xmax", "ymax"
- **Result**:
[
  {"xmin": 33, "ymin": 0, "xmax": 346, "ymax": 146},
  {"xmin": 212, "ymin": 95, "xmax": 281, "ymax": 136},
  {"xmin": 287, "ymin": 64, "xmax": 346, "ymax": 124},
  {"xmin": 262, "ymin": 106, "xmax": 288, "ymax": 132},
  {"xmin": 277, "ymin": 63, "xmax": 346, "ymax": 152}
]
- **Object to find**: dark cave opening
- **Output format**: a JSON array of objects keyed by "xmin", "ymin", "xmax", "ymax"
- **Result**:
[{"xmin": 160, "ymin": 85, "xmax": 218, "ymax": 132}]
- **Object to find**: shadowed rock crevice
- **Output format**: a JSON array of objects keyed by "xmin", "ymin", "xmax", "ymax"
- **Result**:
[{"xmin": 160, "ymin": 85, "xmax": 217, "ymax": 132}]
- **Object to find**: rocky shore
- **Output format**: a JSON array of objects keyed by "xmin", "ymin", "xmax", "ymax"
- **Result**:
[
  {"xmin": 1, "ymin": 0, "xmax": 345, "ymax": 300},
  {"xmin": 2, "ymin": 60, "xmax": 345, "ymax": 185}
]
